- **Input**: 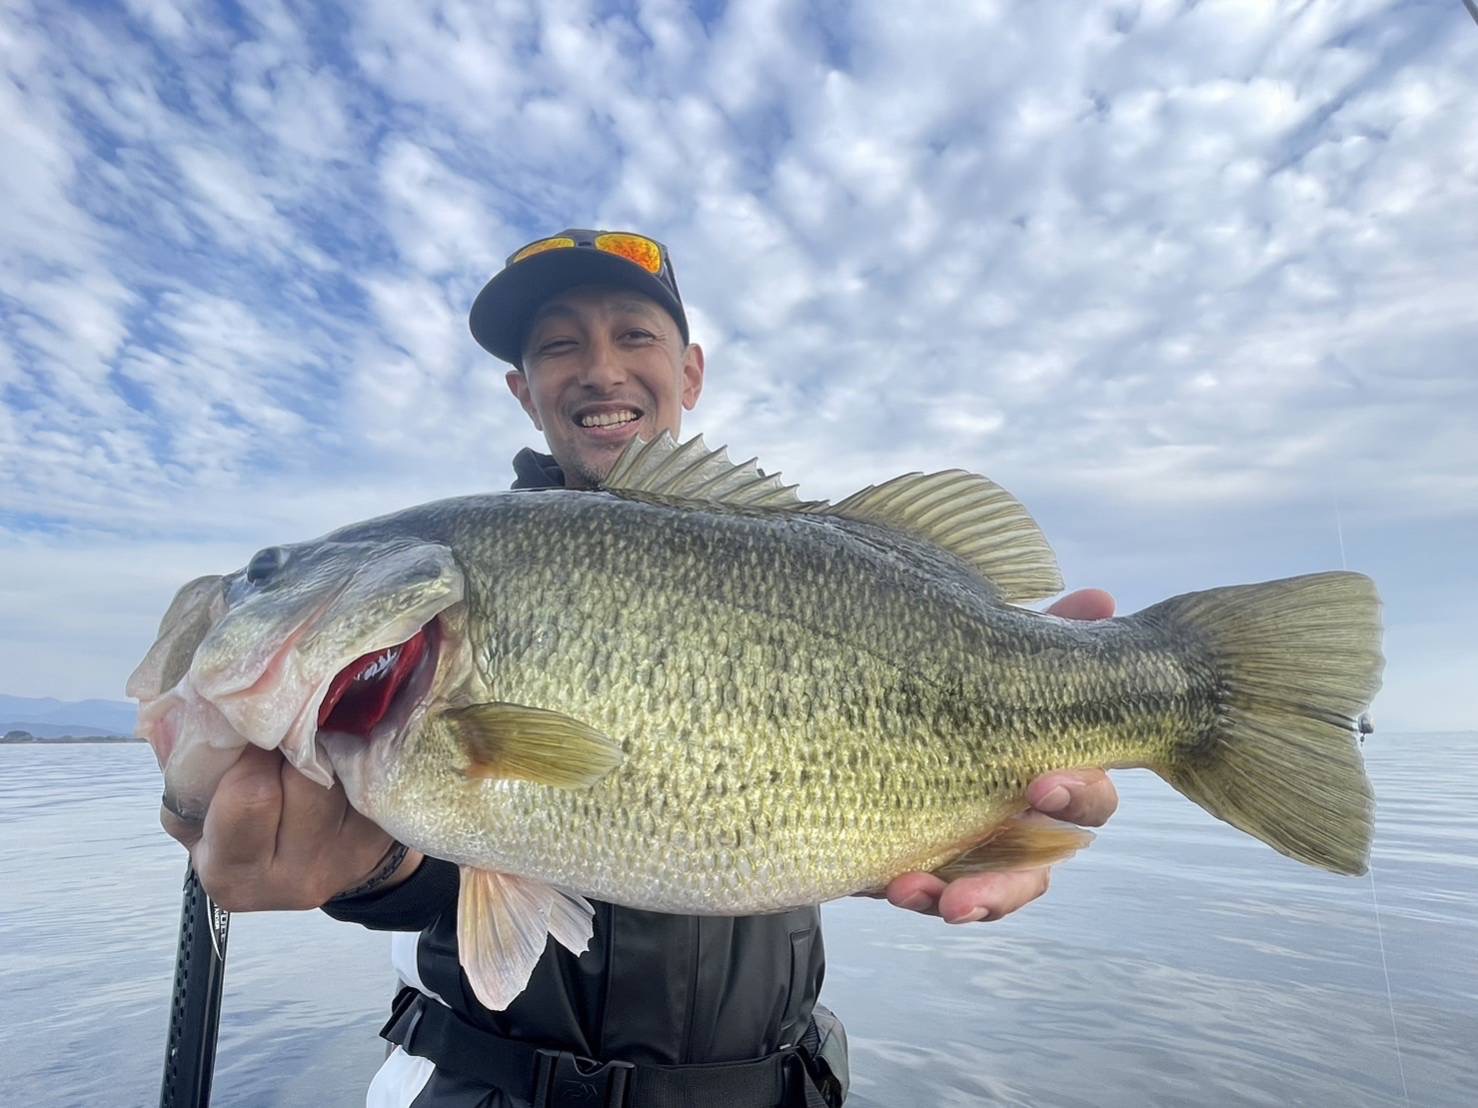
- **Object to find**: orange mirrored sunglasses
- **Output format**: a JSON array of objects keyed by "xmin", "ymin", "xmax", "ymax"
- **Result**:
[{"xmin": 507, "ymin": 231, "xmax": 667, "ymax": 276}]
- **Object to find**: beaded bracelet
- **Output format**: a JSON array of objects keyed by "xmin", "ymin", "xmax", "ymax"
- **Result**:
[{"xmin": 329, "ymin": 840, "xmax": 411, "ymax": 902}]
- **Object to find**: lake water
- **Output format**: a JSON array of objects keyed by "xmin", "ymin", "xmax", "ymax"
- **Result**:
[{"xmin": 1, "ymin": 734, "xmax": 1474, "ymax": 1107}]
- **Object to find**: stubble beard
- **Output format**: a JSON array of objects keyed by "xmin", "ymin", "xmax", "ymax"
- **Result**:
[
  {"xmin": 559, "ymin": 432, "xmax": 631, "ymax": 489},
  {"xmin": 566, "ymin": 453, "xmax": 610, "ymax": 490}
]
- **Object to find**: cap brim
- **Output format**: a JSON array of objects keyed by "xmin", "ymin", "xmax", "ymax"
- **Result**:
[{"xmin": 468, "ymin": 249, "xmax": 688, "ymax": 366}]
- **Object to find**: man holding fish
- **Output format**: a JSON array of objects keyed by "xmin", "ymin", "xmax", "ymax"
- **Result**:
[
  {"xmin": 146, "ymin": 229, "xmax": 1377, "ymax": 1106},
  {"xmin": 154, "ymin": 229, "xmax": 1119, "ymax": 1105}
]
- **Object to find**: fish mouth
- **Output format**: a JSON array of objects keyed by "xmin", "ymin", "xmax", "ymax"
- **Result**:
[{"xmin": 317, "ymin": 619, "xmax": 441, "ymax": 741}]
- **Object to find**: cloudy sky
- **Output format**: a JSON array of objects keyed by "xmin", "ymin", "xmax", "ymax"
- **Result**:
[{"xmin": 2, "ymin": 0, "xmax": 1475, "ymax": 732}]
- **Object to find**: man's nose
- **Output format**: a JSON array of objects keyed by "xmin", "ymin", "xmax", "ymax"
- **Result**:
[{"xmin": 578, "ymin": 334, "xmax": 628, "ymax": 388}]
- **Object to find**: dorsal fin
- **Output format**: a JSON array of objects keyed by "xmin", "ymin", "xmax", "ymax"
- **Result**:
[
  {"xmin": 822, "ymin": 471, "xmax": 1063, "ymax": 603},
  {"xmin": 602, "ymin": 433, "xmax": 1062, "ymax": 602},
  {"xmin": 602, "ymin": 432, "xmax": 818, "ymax": 509}
]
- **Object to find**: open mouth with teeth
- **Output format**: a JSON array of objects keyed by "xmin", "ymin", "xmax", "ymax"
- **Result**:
[
  {"xmin": 575, "ymin": 407, "xmax": 644, "ymax": 433},
  {"xmin": 318, "ymin": 621, "xmax": 440, "ymax": 739}
]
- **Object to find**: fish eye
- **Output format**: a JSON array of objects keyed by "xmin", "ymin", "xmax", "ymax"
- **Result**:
[{"xmin": 246, "ymin": 546, "xmax": 289, "ymax": 585}]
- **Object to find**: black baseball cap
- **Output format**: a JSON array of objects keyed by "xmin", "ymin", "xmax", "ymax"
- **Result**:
[{"xmin": 468, "ymin": 228, "xmax": 690, "ymax": 367}]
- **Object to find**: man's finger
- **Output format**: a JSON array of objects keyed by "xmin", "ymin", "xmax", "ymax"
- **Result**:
[
  {"xmin": 1045, "ymin": 588, "xmax": 1115, "ymax": 621},
  {"xmin": 935, "ymin": 867, "xmax": 1051, "ymax": 923},
  {"xmin": 201, "ymin": 746, "xmax": 285, "ymax": 870},
  {"xmin": 160, "ymin": 806, "xmax": 204, "ymax": 850},
  {"xmin": 273, "ymin": 758, "xmax": 351, "ymax": 862},
  {"xmin": 1026, "ymin": 769, "xmax": 1119, "ymax": 827},
  {"xmin": 882, "ymin": 871, "xmax": 947, "ymax": 915}
]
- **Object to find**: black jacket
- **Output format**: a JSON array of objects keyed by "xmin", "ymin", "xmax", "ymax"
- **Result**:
[{"xmin": 325, "ymin": 448, "xmax": 834, "ymax": 1104}]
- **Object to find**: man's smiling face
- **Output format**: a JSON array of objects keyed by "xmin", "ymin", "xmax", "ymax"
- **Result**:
[{"xmin": 506, "ymin": 285, "xmax": 705, "ymax": 488}]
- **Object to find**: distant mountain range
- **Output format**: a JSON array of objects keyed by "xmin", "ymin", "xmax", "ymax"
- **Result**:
[{"xmin": 0, "ymin": 694, "xmax": 139, "ymax": 738}]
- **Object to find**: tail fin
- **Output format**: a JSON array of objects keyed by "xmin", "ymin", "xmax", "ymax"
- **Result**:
[{"xmin": 1140, "ymin": 571, "xmax": 1383, "ymax": 876}]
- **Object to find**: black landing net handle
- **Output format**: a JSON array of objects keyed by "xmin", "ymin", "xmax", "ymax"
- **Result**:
[{"xmin": 160, "ymin": 862, "xmax": 230, "ymax": 1108}]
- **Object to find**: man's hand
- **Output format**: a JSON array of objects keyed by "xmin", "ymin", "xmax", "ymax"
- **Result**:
[
  {"xmin": 159, "ymin": 745, "xmax": 421, "ymax": 911},
  {"xmin": 876, "ymin": 587, "xmax": 1120, "ymax": 924}
]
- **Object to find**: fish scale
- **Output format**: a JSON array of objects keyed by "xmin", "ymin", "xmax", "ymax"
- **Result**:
[{"xmin": 342, "ymin": 490, "xmax": 1214, "ymax": 912}]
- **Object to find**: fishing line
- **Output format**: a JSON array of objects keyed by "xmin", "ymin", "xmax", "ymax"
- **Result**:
[{"xmin": 1336, "ymin": 506, "xmax": 1410, "ymax": 1108}]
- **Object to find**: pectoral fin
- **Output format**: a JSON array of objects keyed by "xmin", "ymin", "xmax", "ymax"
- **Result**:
[
  {"xmin": 457, "ymin": 867, "xmax": 596, "ymax": 1011},
  {"xmin": 444, "ymin": 702, "xmax": 624, "ymax": 787},
  {"xmin": 932, "ymin": 815, "xmax": 1094, "ymax": 880}
]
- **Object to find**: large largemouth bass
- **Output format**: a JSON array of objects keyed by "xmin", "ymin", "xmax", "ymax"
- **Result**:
[{"xmin": 130, "ymin": 435, "xmax": 1382, "ymax": 1010}]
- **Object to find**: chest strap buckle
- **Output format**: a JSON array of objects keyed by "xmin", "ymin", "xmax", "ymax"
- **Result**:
[{"xmin": 533, "ymin": 1048, "xmax": 635, "ymax": 1108}]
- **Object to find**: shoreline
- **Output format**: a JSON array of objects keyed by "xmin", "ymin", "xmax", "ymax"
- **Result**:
[{"xmin": 1, "ymin": 734, "xmax": 143, "ymax": 744}]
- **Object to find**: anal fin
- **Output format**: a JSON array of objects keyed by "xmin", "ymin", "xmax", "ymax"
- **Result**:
[
  {"xmin": 932, "ymin": 815, "xmax": 1094, "ymax": 881},
  {"xmin": 457, "ymin": 867, "xmax": 596, "ymax": 1011}
]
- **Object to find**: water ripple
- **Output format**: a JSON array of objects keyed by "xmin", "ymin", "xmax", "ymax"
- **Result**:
[{"xmin": 2, "ymin": 733, "xmax": 1475, "ymax": 1106}]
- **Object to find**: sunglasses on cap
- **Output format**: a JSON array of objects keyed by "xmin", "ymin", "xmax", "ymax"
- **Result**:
[
  {"xmin": 469, "ymin": 227, "xmax": 688, "ymax": 365},
  {"xmin": 507, "ymin": 230, "xmax": 673, "ymax": 279}
]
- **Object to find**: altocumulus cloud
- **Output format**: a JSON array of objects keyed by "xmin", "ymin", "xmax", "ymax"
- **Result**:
[{"xmin": 1, "ymin": 0, "xmax": 1475, "ymax": 730}]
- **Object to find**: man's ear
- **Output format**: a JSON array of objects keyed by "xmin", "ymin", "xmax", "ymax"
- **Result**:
[
  {"xmin": 680, "ymin": 343, "xmax": 705, "ymax": 411},
  {"xmin": 505, "ymin": 370, "xmax": 543, "ymax": 430}
]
